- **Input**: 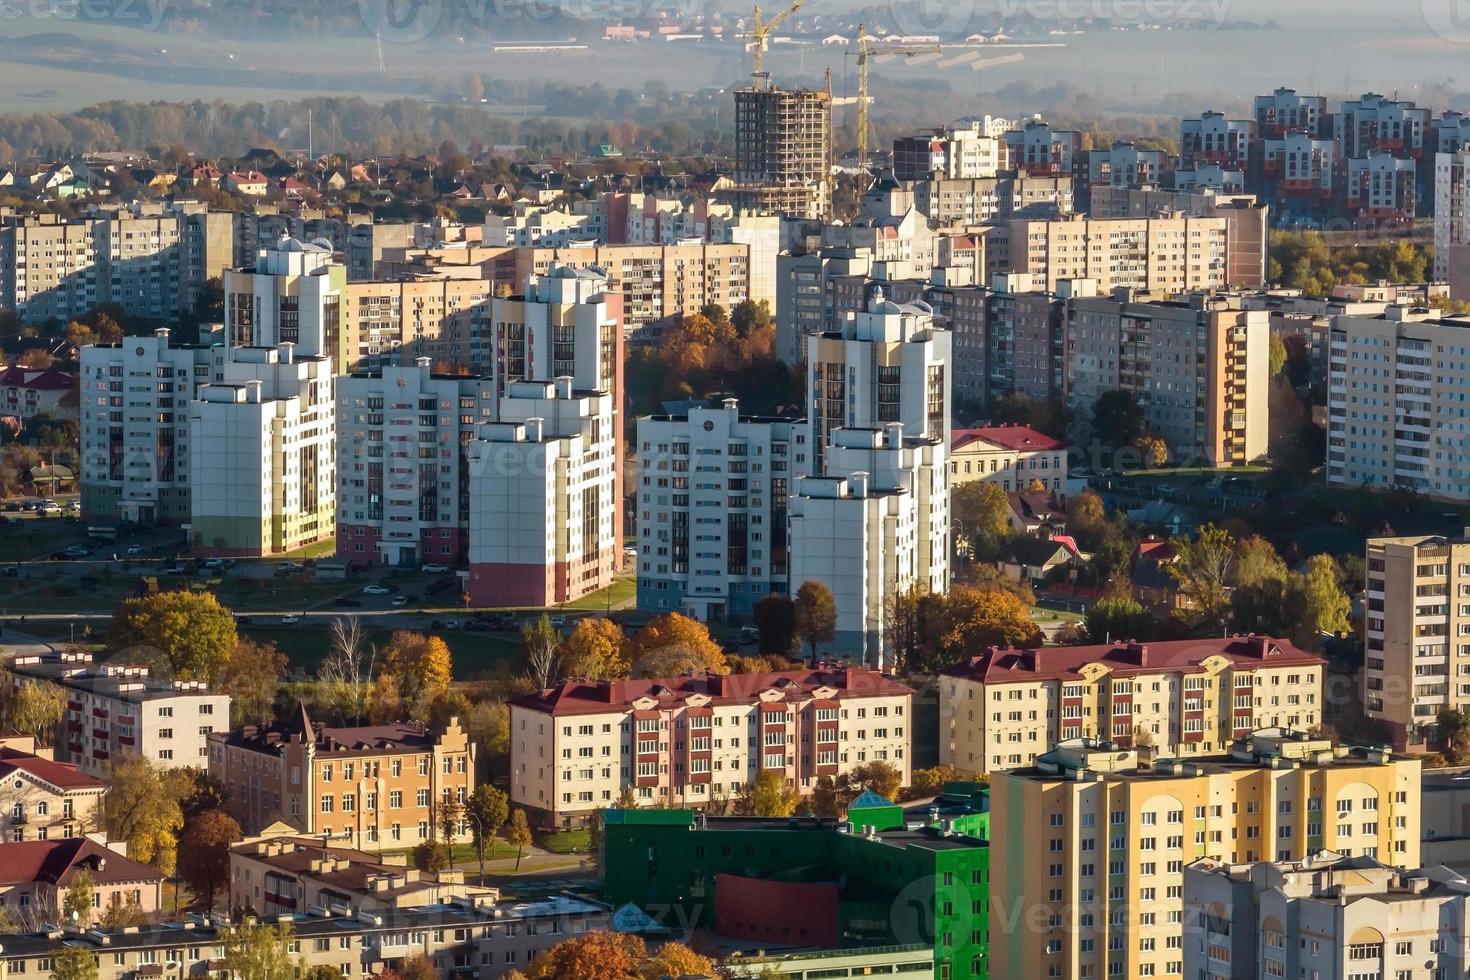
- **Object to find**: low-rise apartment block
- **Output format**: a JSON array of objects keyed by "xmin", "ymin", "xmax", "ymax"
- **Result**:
[
  {"xmin": 0, "ymin": 838, "xmax": 163, "ymax": 926},
  {"xmin": 508, "ymin": 665, "xmax": 914, "ymax": 828},
  {"xmin": 335, "ymin": 360, "xmax": 496, "ymax": 567},
  {"xmin": 4, "ymin": 649, "xmax": 229, "ymax": 780},
  {"xmin": 0, "ymin": 745, "xmax": 107, "ymax": 843},
  {"xmin": 940, "ymin": 635, "xmax": 1324, "ymax": 774},
  {"xmin": 1184, "ymin": 851, "xmax": 1470, "ymax": 980},
  {"xmin": 1327, "ymin": 306, "xmax": 1470, "ymax": 499},
  {"xmin": 634, "ymin": 399, "xmax": 807, "ymax": 621},
  {"xmin": 989, "ymin": 730, "xmax": 1422, "ymax": 980},
  {"xmin": 207, "ymin": 703, "xmax": 473, "ymax": 850},
  {"xmin": 949, "ymin": 425, "xmax": 1066, "ymax": 493}
]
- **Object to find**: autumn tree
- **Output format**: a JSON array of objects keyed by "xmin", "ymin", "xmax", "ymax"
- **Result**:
[
  {"xmin": 525, "ymin": 932, "xmax": 646, "ymax": 980},
  {"xmin": 1289, "ymin": 554, "xmax": 1351, "ymax": 649},
  {"xmin": 178, "ymin": 809, "xmax": 242, "ymax": 912},
  {"xmin": 380, "ymin": 631, "xmax": 452, "ymax": 721},
  {"xmin": 465, "ymin": 699, "xmax": 512, "ymax": 779},
  {"xmin": 792, "ymin": 580, "xmax": 837, "ymax": 660},
  {"xmin": 219, "ymin": 637, "xmax": 288, "ymax": 726},
  {"xmin": 627, "ymin": 613, "xmax": 728, "ymax": 677},
  {"xmin": 844, "ymin": 760, "xmax": 902, "ymax": 801},
  {"xmin": 641, "ymin": 942, "xmax": 715, "ymax": 980},
  {"xmin": 1234, "ymin": 535, "xmax": 1288, "ymax": 589},
  {"xmin": 399, "ymin": 955, "xmax": 438, "ymax": 980},
  {"xmin": 902, "ymin": 766, "xmax": 976, "ymax": 802},
  {"xmin": 220, "ymin": 921, "xmax": 299, "ymax": 980},
  {"xmin": 50, "ymin": 945, "xmax": 98, "ymax": 980},
  {"xmin": 62, "ymin": 869, "xmax": 94, "ymax": 925},
  {"xmin": 317, "ymin": 617, "xmax": 377, "ymax": 724},
  {"xmin": 413, "ymin": 841, "xmax": 450, "ymax": 874},
  {"xmin": 937, "ymin": 585, "xmax": 1042, "ymax": 657},
  {"xmin": 103, "ymin": 757, "xmax": 186, "ymax": 874},
  {"xmin": 1168, "ymin": 524, "xmax": 1237, "ymax": 628},
  {"xmin": 507, "ymin": 809, "xmax": 533, "ymax": 870},
  {"xmin": 2, "ymin": 680, "xmax": 65, "ymax": 747},
  {"xmin": 752, "ymin": 593, "xmax": 797, "ymax": 656},
  {"xmin": 951, "ymin": 481, "xmax": 1015, "ymax": 561},
  {"xmin": 558, "ymin": 618, "xmax": 630, "ymax": 679},
  {"xmin": 521, "ymin": 615, "xmax": 562, "ymax": 689},
  {"xmin": 741, "ymin": 769, "xmax": 799, "ymax": 817},
  {"xmin": 110, "ymin": 590, "xmax": 238, "ymax": 683},
  {"xmin": 465, "ymin": 784, "xmax": 509, "ymax": 878},
  {"xmin": 1133, "ymin": 433, "xmax": 1169, "ymax": 470}
]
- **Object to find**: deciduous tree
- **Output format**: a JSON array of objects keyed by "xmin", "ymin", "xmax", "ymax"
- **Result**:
[
  {"xmin": 1168, "ymin": 524, "xmax": 1237, "ymax": 628},
  {"xmin": 380, "ymin": 631, "xmax": 452, "ymax": 720},
  {"xmin": 110, "ymin": 591, "xmax": 238, "ymax": 683},
  {"xmin": 524, "ymin": 932, "xmax": 646, "ymax": 980},
  {"xmin": 507, "ymin": 809, "xmax": 533, "ymax": 870},
  {"xmin": 558, "ymin": 618, "xmax": 630, "ymax": 680},
  {"xmin": 1081, "ymin": 596, "xmax": 1155, "ymax": 644},
  {"xmin": 178, "ymin": 809, "xmax": 242, "ymax": 912},
  {"xmin": 742, "ymin": 769, "xmax": 799, "ymax": 817},
  {"xmin": 951, "ymin": 481, "xmax": 1014, "ymax": 561},
  {"xmin": 103, "ymin": 757, "xmax": 186, "ymax": 874},
  {"xmin": 1234, "ymin": 535, "xmax": 1288, "ymax": 589},
  {"xmin": 521, "ymin": 615, "xmax": 562, "ymax": 689},
  {"xmin": 2, "ymin": 680, "xmax": 65, "ymax": 747},
  {"xmin": 1289, "ymin": 554, "xmax": 1351, "ymax": 649},
  {"xmin": 50, "ymin": 945, "xmax": 98, "ymax": 980},
  {"xmin": 792, "ymin": 581, "xmax": 837, "ymax": 660},
  {"xmin": 220, "ymin": 921, "xmax": 299, "ymax": 980},
  {"xmin": 627, "ymin": 613, "xmax": 728, "ymax": 677},
  {"xmin": 844, "ymin": 760, "xmax": 902, "ymax": 801},
  {"xmin": 219, "ymin": 637, "xmax": 287, "ymax": 726},
  {"xmin": 62, "ymin": 870, "xmax": 94, "ymax": 926},
  {"xmin": 752, "ymin": 593, "xmax": 797, "ymax": 656},
  {"xmin": 465, "ymin": 784, "xmax": 509, "ymax": 878},
  {"xmin": 641, "ymin": 943, "xmax": 715, "ymax": 980}
]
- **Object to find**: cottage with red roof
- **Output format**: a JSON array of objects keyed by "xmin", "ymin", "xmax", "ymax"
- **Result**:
[
  {"xmin": 0, "ymin": 365, "xmax": 75, "ymax": 420},
  {"xmin": 0, "ymin": 747, "xmax": 107, "ymax": 843},
  {"xmin": 0, "ymin": 838, "xmax": 163, "ymax": 925},
  {"xmin": 939, "ymin": 634, "xmax": 1324, "ymax": 774},
  {"xmin": 509, "ymin": 665, "xmax": 914, "ymax": 829},
  {"xmin": 950, "ymin": 425, "xmax": 1067, "ymax": 495}
]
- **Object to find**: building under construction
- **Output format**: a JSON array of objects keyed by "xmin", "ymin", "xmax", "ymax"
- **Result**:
[{"xmin": 732, "ymin": 84, "xmax": 833, "ymax": 221}]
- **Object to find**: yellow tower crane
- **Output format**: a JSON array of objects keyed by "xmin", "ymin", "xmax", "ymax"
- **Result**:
[
  {"xmin": 854, "ymin": 24, "xmax": 941, "ymax": 173},
  {"xmin": 750, "ymin": 0, "xmax": 805, "ymax": 88}
]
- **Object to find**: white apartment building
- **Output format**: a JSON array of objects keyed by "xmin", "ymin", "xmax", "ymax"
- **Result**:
[
  {"xmin": 336, "ymin": 359, "xmax": 496, "ymax": 567},
  {"xmin": 949, "ymin": 425, "xmax": 1067, "ymax": 492},
  {"xmin": 1184, "ymin": 853, "xmax": 1470, "ymax": 980},
  {"xmin": 224, "ymin": 236, "xmax": 346, "ymax": 360},
  {"xmin": 804, "ymin": 286, "xmax": 952, "ymax": 469},
  {"xmin": 939, "ymin": 634, "xmax": 1325, "ymax": 775},
  {"xmin": 1007, "ymin": 212, "xmax": 1234, "ymax": 294},
  {"xmin": 788, "ymin": 425, "xmax": 948, "ymax": 667},
  {"xmin": 634, "ymin": 399, "xmax": 809, "ymax": 622},
  {"xmin": 892, "ymin": 124, "xmax": 1002, "ymax": 181},
  {"xmin": 1346, "ymin": 151, "xmax": 1417, "ymax": 224},
  {"xmin": 1067, "ymin": 294, "xmax": 1270, "ymax": 467},
  {"xmin": 188, "ymin": 343, "xmax": 335, "ymax": 556},
  {"xmin": 484, "ymin": 203, "xmax": 604, "ymax": 247},
  {"xmin": 1337, "ymin": 92, "xmax": 1429, "ymax": 160},
  {"xmin": 1085, "ymin": 141, "xmax": 1168, "ymax": 191},
  {"xmin": 1435, "ymin": 148, "xmax": 1470, "ymax": 292},
  {"xmin": 775, "ymin": 246, "xmax": 872, "ymax": 364},
  {"xmin": 1327, "ymin": 306, "xmax": 1470, "ymax": 499},
  {"xmin": 507, "ymin": 665, "xmax": 915, "ymax": 827},
  {"xmin": 79, "ymin": 328, "xmax": 212, "ymax": 525},
  {"xmin": 1180, "ymin": 111, "xmax": 1255, "ymax": 170},
  {"xmin": 466, "ymin": 379, "xmax": 617, "ymax": 607},
  {"xmin": 3, "ymin": 649, "xmax": 229, "ymax": 780}
]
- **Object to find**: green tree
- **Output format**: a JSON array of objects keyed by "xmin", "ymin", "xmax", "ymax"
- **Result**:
[
  {"xmin": 1080, "ymin": 597, "xmax": 1155, "ymax": 644},
  {"xmin": 102, "ymin": 756, "xmax": 186, "ymax": 874},
  {"xmin": 1441, "ymin": 708, "xmax": 1470, "ymax": 765},
  {"xmin": 1169, "ymin": 524, "xmax": 1237, "ymax": 628},
  {"xmin": 752, "ymin": 593, "xmax": 797, "ymax": 656},
  {"xmin": 110, "ymin": 591, "xmax": 238, "ymax": 683},
  {"xmin": 219, "ymin": 637, "xmax": 288, "ymax": 727},
  {"xmin": 1234, "ymin": 535, "xmax": 1288, "ymax": 589},
  {"xmin": 1090, "ymin": 390, "xmax": 1147, "ymax": 452},
  {"xmin": 951, "ymin": 481, "xmax": 1014, "ymax": 561},
  {"xmin": 62, "ymin": 869, "xmax": 94, "ymax": 925},
  {"xmin": 792, "ymin": 580, "xmax": 837, "ymax": 660},
  {"xmin": 810, "ymin": 775, "xmax": 845, "ymax": 818},
  {"xmin": 412, "ymin": 841, "xmax": 451, "ymax": 873},
  {"xmin": 2, "ymin": 680, "xmax": 65, "ymax": 747},
  {"xmin": 1269, "ymin": 332, "xmax": 1288, "ymax": 377},
  {"xmin": 465, "ymin": 784, "xmax": 510, "ymax": 879},
  {"xmin": 50, "ymin": 945, "xmax": 97, "ymax": 980},
  {"xmin": 507, "ymin": 809, "xmax": 533, "ymax": 870},
  {"xmin": 178, "ymin": 809, "xmax": 242, "ymax": 912},
  {"xmin": 220, "ymin": 921, "xmax": 299, "ymax": 980},
  {"xmin": 1289, "ymin": 554, "xmax": 1351, "ymax": 649}
]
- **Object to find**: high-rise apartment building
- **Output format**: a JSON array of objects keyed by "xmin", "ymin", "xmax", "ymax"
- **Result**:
[
  {"xmin": 775, "ymin": 247, "xmax": 873, "ymax": 364},
  {"xmin": 1180, "ymin": 111, "xmax": 1256, "ymax": 171},
  {"xmin": 1260, "ymin": 132, "xmax": 1341, "ymax": 225},
  {"xmin": 789, "ymin": 425, "xmax": 948, "ymax": 666},
  {"xmin": 1184, "ymin": 852, "xmax": 1463, "ymax": 980},
  {"xmin": 79, "ymin": 328, "xmax": 212, "ymax": 524},
  {"xmin": 1253, "ymin": 87, "xmax": 1330, "ymax": 139},
  {"xmin": 1003, "ymin": 121, "xmax": 1083, "ymax": 178},
  {"xmin": 1006, "ymin": 212, "xmax": 1241, "ymax": 294},
  {"xmin": 1337, "ymin": 93, "xmax": 1429, "ymax": 161},
  {"xmin": 1435, "ymin": 148, "xmax": 1470, "ymax": 294},
  {"xmin": 189, "ymin": 343, "xmax": 335, "ymax": 556},
  {"xmin": 1362, "ymin": 533, "xmax": 1470, "ymax": 751},
  {"xmin": 335, "ymin": 360, "xmax": 496, "ymax": 567},
  {"xmin": 224, "ymin": 236, "xmax": 346, "ymax": 362},
  {"xmin": 910, "ymin": 173, "xmax": 1075, "ymax": 227},
  {"xmin": 892, "ymin": 123, "xmax": 1002, "ymax": 180},
  {"xmin": 1067, "ymin": 294, "xmax": 1270, "ymax": 467},
  {"xmin": 508, "ymin": 665, "xmax": 913, "ymax": 827},
  {"xmin": 466, "ymin": 380, "xmax": 617, "ymax": 607},
  {"xmin": 1326, "ymin": 307, "xmax": 1470, "ymax": 498},
  {"xmin": 339, "ymin": 277, "xmax": 493, "ymax": 375},
  {"xmin": 1346, "ymin": 151, "xmax": 1418, "ymax": 225},
  {"xmin": 634, "ymin": 399, "xmax": 807, "ymax": 621},
  {"xmin": 732, "ymin": 85, "xmax": 833, "ymax": 220},
  {"xmin": 989, "ymin": 730, "xmax": 1421, "ymax": 980},
  {"xmin": 1085, "ymin": 141, "xmax": 1168, "ymax": 192},
  {"xmin": 940, "ymin": 635, "xmax": 1324, "ymax": 774}
]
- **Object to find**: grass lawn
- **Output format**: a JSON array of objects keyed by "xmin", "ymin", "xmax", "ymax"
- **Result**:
[
  {"xmin": 273, "ymin": 539, "xmax": 340, "ymax": 560},
  {"xmin": 382, "ymin": 839, "xmax": 522, "ymax": 865},
  {"xmin": 242, "ymin": 625, "xmax": 522, "ymax": 678},
  {"xmin": 560, "ymin": 576, "xmax": 636, "ymax": 611},
  {"xmin": 536, "ymin": 828, "xmax": 590, "ymax": 854},
  {"xmin": 1030, "ymin": 606, "xmax": 1083, "ymax": 623}
]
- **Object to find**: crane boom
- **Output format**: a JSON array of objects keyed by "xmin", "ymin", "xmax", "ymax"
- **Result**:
[
  {"xmin": 854, "ymin": 24, "xmax": 940, "ymax": 173},
  {"xmin": 750, "ymin": 0, "xmax": 805, "ymax": 87}
]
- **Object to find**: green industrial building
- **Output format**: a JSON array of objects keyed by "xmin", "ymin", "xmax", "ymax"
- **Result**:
[{"xmin": 601, "ymin": 789, "xmax": 990, "ymax": 980}]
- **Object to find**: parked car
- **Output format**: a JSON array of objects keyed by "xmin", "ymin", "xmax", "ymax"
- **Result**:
[
  {"xmin": 37, "ymin": 502, "xmax": 62, "ymax": 515},
  {"xmin": 201, "ymin": 557, "xmax": 225, "ymax": 569},
  {"xmin": 363, "ymin": 584, "xmax": 391, "ymax": 595},
  {"xmin": 391, "ymin": 594, "xmax": 410, "ymax": 607},
  {"xmin": 125, "ymin": 544, "xmax": 145, "ymax": 556},
  {"xmin": 280, "ymin": 615, "xmax": 301, "ymax": 625},
  {"xmin": 421, "ymin": 563, "xmax": 450, "ymax": 574},
  {"xmin": 740, "ymin": 625, "xmax": 760, "ymax": 644},
  {"xmin": 63, "ymin": 545, "xmax": 90, "ymax": 558},
  {"xmin": 442, "ymin": 620, "xmax": 460, "ymax": 630},
  {"xmin": 281, "ymin": 560, "xmax": 305, "ymax": 572},
  {"xmin": 549, "ymin": 615, "xmax": 566, "ymax": 628}
]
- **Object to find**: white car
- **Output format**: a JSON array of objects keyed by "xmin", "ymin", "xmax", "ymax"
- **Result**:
[
  {"xmin": 125, "ymin": 544, "xmax": 145, "ymax": 556},
  {"xmin": 202, "ymin": 558, "xmax": 224, "ymax": 569},
  {"xmin": 280, "ymin": 615, "xmax": 301, "ymax": 625},
  {"xmin": 363, "ymin": 584, "xmax": 392, "ymax": 595},
  {"xmin": 391, "ymin": 594, "xmax": 409, "ymax": 607},
  {"xmin": 421, "ymin": 563, "xmax": 449, "ymax": 574},
  {"xmin": 281, "ymin": 560, "xmax": 304, "ymax": 571}
]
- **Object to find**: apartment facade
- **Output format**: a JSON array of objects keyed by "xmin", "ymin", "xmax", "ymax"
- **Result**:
[
  {"xmin": 1435, "ymin": 148, "xmax": 1470, "ymax": 294},
  {"xmin": 0, "ymin": 746, "xmax": 107, "ymax": 843},
  {"xmin": 335, "ymin": 360, "xmax": 496, "ymax": 567},
  {"xmin": 4, "ymin": 649, "xmax": 229, "ymax": 780},
  {"xmin": 1067, "ymin": 294, "xmax": 1270, "ymax": 467},
  {"xmin": 223, "ymin": 237, "xmax": 346, "ymax": 363},
  {"xmin": 1184, "ymin": 852, "xmax": 1470, "ymax": 980},
  {"xmin": 0, "ymin": 839, "xmax": 163, "ymax": 926},
  {"xmin": 508, "ymin": 665, "xmax": 914, "ymax": 828},
  {"xmin": 949, "ymin": 425, "xmax": 1067, "ymax": 493},
  {"xmin": 1326, "ymin": 307, "xmax": 1470, "ymax": 499},
  {"xmin": 466, "ymin": 380, "xmax": 617, "ymax": 607},
  {"xmin": 1180, "ymin": 111, "xmax": 1255, "ymax": 171},
  {"xmin": 1007, "ymin": 213, "xmax": 1238, "ymax": 294},
  {"xmin": 207, "ymin": 704, "xmax": 474, "ymax": 850},
  {"xmin": 989, "ymin": 731, "xmax": 1422, "ymax": 980},
  {"xmin": 339, "ymin": 277, "xmax": 493, "ymax": 375},
  {"xmin": 79, "ymin": 328, "xmax": 212, "ymax": 524},
  {"xmin": 634, "ymin": 400, "xmax": 808, "ymax": 621},
  {"xmin": 188, "ymin": 344, "xmax": 335, "ymax": 556},
  {"xmin": 732, "ymin": 85, "xmax": 833, "ymax": 220},
  {"xmin": 893, "ymin": 124, "xmax": 1002, "ymax": 180},
  {"xmin": 940, "ymin": 635, "xmax": 1324, "ymax": 775}
]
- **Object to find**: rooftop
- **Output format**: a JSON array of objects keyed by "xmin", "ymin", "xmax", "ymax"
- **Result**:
[
  {"xmin": 6, "ymin": 650, "xmax": 217, "ymax": 704},
  {"xmin": 0, "ymin": 748, "xmax": 106, "ymax": 792},
  {"xmin": 952, "ymin": 425, "xmax": 1064, "ymax": 453},
  {"xmin": 0, "ymin": 838, "xmax": 163, "ymax": 889},
  {"xmin": 216, "ymin": 702, "xmax": 448, "ymax": 757},
  {"xmin": 941, "ymin": 634, "xmax": 1322, "ymax": 686}
]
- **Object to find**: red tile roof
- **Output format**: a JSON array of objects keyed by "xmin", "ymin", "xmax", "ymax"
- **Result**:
[
  {"xmin": 0, "ymin": 748, "xmax": 105, "ymax": 791},
  {"xmin": 511, "ymin": 666, "xmax": 914, "ymax": 716},
  {"xmin": 0, "ymin": 839, "xmax": 163, "ymax": 887},
  {"xmin": 0, "ymin": 366, "xmax": 75, "ymax": 391},
  {"xmin": 940, "ymin": 635, "xmax": 1323, "ymax": 685},
  {"xmin": 952, "ymin": 425, "xmax": 1064, "ymax": 452}
]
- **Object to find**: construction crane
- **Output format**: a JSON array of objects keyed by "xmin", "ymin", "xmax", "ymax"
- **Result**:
[
  {"xmin": 750, "ymin": 0, "xmax": 805, "ymax": 88},
  {"xmin": 853, "ymin": 24, "xmax": 939, "ymax": 173}
]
